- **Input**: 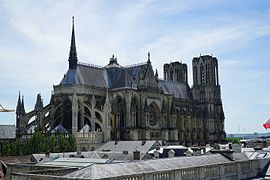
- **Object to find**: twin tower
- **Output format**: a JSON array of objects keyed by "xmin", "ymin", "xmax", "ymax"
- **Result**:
[
  {"xmin": 164, "ymin": 55, "xmax": 224, "ymax": 143},
  {"xmin": 164, "ymin": 55, "xmax": 219, "ymax": 87}
]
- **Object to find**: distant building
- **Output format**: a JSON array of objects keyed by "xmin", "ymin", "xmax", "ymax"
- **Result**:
[
  {"xmin": 227, "ymin": 132, "xmax": 270, "ymax": 139},
  {"xmin": 15, "ymin": 18, "xmax": 225, "ymax": 150}
]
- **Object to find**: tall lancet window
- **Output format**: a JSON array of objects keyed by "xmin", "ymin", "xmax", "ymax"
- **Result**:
[
  {"xmin": 200, "ymin": 64, "xmax": 205, "ymax": 85},
  {"xmin": 206, "ymin": 64, "xmax": 209, "ymax": 85}
]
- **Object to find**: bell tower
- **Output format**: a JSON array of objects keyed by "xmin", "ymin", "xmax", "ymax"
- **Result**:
[
  {"xmin": 163, "ymin": 61, "xmax": 188, "ymax": 84},
  {"xmin": 192, "ymin": 55, "xmax": 225, "ymax": 143}
]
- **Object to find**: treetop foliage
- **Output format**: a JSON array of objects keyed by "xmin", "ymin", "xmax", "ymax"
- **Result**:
[{"xmin": 1, "ymin": 131, "xmax": 77, "ymax": 156}]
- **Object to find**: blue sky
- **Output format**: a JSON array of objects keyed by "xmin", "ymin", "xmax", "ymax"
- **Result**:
[{"xmin": 0, "ymin": 0, "xmax": 270, "ymax": 133}]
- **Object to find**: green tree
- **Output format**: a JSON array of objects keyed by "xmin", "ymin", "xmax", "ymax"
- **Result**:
[
  {"xmin": 67, "ymin": 135, "xmax": 77, "ymax": 152},
  {"xmin": 225, "ymin": 137, "xmax": 241, "ymax": 143},
  {"xmin": 1, "ymin": 130, "xmax": 77, "ymax": 156}
]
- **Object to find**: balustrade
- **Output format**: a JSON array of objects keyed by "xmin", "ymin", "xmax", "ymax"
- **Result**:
[{"xmin": 76, "ymin": 131, "xmax": 103, "ymax": 143}]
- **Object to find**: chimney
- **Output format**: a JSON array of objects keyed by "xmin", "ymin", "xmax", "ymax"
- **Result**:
[
  {"xmin": 154, "ymin": 150, "xmax": 160, "ymax": 159},
  {"xmin": 168, "ymin": 149, "xmax": 175, "ymax": 158},
  {"xmin": 133, "ymin": 150, "xmax": 140, "ymax": 160},
  {"xmin": 45, "ymin": 152, "xmax": 50, "ymax": 158}
]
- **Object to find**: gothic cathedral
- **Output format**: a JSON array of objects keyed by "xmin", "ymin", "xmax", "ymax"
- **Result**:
[{"xmin": 16, "ymin": 18, "xmax": 225, "ymax": 149}]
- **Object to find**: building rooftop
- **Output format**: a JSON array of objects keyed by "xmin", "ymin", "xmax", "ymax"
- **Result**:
[
  {"xmin": 242, "ymin": 147, "xmax": 270, "ymax": 159},
  {"xmin": 37, "ymin": 157, "xmax": 109, "ymax": 168},
  {"xmin": 0, "ymin": 125, "xmax": 15, "ymax": 139},
  {"xmin": 96, "ymin": 140, "xmax": 160, "ymax": 153},
  {"xmin": 66, "ymin": 153, "xmax": 249, "ymax": 179},
  {"xmin": 59, "ymin": 61, "xmax": 193, "ymax": 100},
  {"xmin": 0, "ymin": 155, "xmax": 33, "ymax": 164}
]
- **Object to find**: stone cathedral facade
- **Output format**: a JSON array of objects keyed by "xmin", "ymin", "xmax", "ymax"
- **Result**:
[{"xmin": 15, "ymin": 19, "xmax": 225, "ymax": 148}]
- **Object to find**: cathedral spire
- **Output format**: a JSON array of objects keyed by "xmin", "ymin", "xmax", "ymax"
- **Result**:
[
  {"xmin": 16, "ymin": 92, "xmax": 21, "ymax": 114},
  {"xmin": 68, "ymin": 16, "xmax": 78, "ymax": 69},
  {"xmin": 21, "ymin": 95, "xmax": 26, "ymax": 115}
]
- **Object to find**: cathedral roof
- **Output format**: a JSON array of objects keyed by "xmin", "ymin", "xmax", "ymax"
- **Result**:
[
  {"xmin": 60, "ymin": 62, "xmax": 148, "ymax": 89},
  {"xmin": 60, "ymin": 62, "xmax": 193, "ymax": 100},
  {"xmin": 0, "ymin": 125, "xmax": 15, "ymax": 139},
  {"xmin": 60, "ymin": 64, "xmax": 107, "ymax": 88},
  {"xmin": 159, "ymin": 80, "xmax": 193, "ymax": 100},
  {"xmin": 107, "ymin": 62, "xmax": 148, "ymax": 89}
]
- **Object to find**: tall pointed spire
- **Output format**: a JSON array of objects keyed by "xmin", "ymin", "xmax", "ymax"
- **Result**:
[
  {"xmin": 21, "ymin": 95, "xmax": 26, "ymax": 115},
  {"xmin": 68, "ymin": 16, "xmax": 78, "ymax": 69},
  {"xmin": 16, "ymin": 92, "xmax": 21, "ymax": 114},
  {"xmin": 35, "ymin": 93, "xmax": 43, "ymax": 111},
  {"xmin": 16, "ymin": 92, "xmax": 22, "ymax": 136}
]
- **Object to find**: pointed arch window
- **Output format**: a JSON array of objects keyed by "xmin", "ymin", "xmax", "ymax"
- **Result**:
[
  {"xmin": 148, "ymin": 103, "xmax": 159, "ymax": 127},
  {"xmin": 200, "ymin": 64, "xmax": 205, "ymax": 85},
  {"xmin": 206, "ymin": 64, "xmax": 210, "ymax": 84},
  {"xmin": 170, "ymin": 69, "xmax": 173, "ymax": 81}
]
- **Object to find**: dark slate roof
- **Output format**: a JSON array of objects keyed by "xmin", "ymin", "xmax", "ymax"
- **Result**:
[
  {"xmin": 60, "ymin": 62, "xmax": 192, "ymax": 100},
  {"xmin": 106, "ymin": 67, "xmax": 126, "ymax": 88},
  {"xmin": 0, "ymin": 125, "xmax": 15, "ymax": 139},
  {"xmin": 124, "ymin": 63, "xmax": 147, "ymax": 89},
  {"xmin": 60, "ymin": 64, "xmax": 107, "ymax": 88},
  {"xmin": 159, "ymin": 80, "xmax": 193, "ymax": 100},
  {"xmin": 60, "ymin": 62, "xmax": 147, "ymax": 89},
  {"xmin": 51, "ymin": 124, "xmax": 68, "ymax": 134}
]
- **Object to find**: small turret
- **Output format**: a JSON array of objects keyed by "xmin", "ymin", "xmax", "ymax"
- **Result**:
[
  {"xmin": 35, "ymin": 93, "xmax": 44, "ymax": 130},
  {"xmin": 16, "ymin": 92, "xmax": 22, "ymax": 137},
  {"xmin": 106, "ymin": 54, "xmax": 122, "ymax": 68},
  {"xmin": 35, "ymin": 93, "xmax": 43, "ymax": 111},
  {"xmin": 109, "ymin": 54, "xmax": 118, "ymax": 65},
  {"xmin": 147, "ymin": 52, "xmax": 151, "ymax": 65},
  {"xmin": 21, "ymin": 95, "xmax": 26, "ymax": 115}
]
